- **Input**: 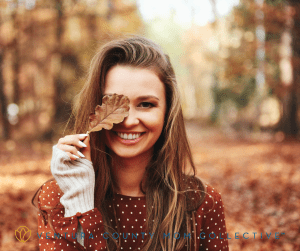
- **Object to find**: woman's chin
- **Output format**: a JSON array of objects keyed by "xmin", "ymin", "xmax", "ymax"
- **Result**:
[
  {"xmin": 110, "ymin": 148, "xmax": 142, "ymax": 159},
  {"xmin": 107, "ymin": 144, "xmax": 153, "ymax": 162}
]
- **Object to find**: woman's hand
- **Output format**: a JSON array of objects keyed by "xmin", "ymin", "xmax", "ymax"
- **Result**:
[{"xmin": 57, "ymin": 134, "xmax": 91, "ymax": 161}]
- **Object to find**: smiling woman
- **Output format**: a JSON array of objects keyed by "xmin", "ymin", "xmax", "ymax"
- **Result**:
[
  {"xmin": 34, "ymin": 35, "xmax": 229, "ymax": 251},
  {"xmin": 104, "ymin": 66, "xmax": 166, "ymax": 162}
]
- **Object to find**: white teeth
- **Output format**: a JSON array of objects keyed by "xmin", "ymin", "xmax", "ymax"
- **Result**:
[{"xmin": 117, "ymin": 132, "xmax": 142, "ymax": 140}]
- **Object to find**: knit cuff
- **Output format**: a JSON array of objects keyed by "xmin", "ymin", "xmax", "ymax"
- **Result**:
[{"xmin": 51, "ymin": 145, "xmax": 95, "ymax": 217}]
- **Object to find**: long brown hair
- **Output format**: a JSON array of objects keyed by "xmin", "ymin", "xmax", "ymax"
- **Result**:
[{"xmin": 35, "ymin": 35, "xmax": 206, "ymax": 251}]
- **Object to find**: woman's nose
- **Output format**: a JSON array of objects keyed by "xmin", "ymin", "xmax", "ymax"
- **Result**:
[{"xmin": 121, "ymin": 108, "xmax": 139, "ymax": 127}]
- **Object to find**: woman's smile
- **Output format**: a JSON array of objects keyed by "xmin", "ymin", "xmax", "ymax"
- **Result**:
[{"xmin": 112, "ymin": 131, "xmax": 146, "ymax": 145}]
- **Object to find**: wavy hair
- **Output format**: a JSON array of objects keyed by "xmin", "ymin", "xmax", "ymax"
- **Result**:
[{"xmin": 59, "ymin": 35, "xmax": 205, "ymax": 250}]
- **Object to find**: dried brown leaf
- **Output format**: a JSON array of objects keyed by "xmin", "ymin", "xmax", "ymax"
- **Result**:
[{"xmin": 88, "ymin": 93, "xmax": 130, "ymax": 134}]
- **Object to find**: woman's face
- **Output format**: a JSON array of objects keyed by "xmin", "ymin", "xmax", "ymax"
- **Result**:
[{"xmin": 104, "ymin": 65, "xmax": 166, "ymax": 160}]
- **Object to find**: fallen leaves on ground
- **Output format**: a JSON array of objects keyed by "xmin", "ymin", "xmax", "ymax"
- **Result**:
[{"xmin": 0, "ymin": 122, "xmax": 299, "ymax": 250}]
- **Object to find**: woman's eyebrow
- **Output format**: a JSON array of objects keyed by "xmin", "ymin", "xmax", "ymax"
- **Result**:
[
  {"xmin": 103, "ymin": 93, "xmax": 117, "ymax": 96},
  {"xmin": 103, "ymin": 93, "xmax": 160, "ymax": 101},
  {"xmin": 137, "ymin": 95, "xmax": 160, "ymax": 101}
]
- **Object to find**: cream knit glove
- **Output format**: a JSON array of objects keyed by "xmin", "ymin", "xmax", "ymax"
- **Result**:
[{"xmin": 51, "ymin": 145, "xmax": 95, "ymax": 217}]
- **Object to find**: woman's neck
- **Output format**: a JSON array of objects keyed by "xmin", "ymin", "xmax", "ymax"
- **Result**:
[{"xmin": 110, "ymin": 150, "xmax": 152, "ymax": 197}]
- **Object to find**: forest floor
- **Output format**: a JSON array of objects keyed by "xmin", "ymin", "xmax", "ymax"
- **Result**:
[{"xmin": 0, "ymin": 121, "xmax": 299, "ymax": 251}]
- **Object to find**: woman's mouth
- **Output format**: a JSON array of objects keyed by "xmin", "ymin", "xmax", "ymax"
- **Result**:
[
  {"xmin": 113, "ymin": 131, "xmax": 145, "ymax": 144},
  {"xmin": 117, "ymin": 132, "xmax": 144, "ymax": 140}
]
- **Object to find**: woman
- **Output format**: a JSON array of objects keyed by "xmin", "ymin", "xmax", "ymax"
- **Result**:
[{"xmin": 36, "ymin": 36, "xmax": 229, "ymax": 251}]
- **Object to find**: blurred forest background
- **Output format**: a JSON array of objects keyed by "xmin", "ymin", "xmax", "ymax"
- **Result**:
[{"xmin": 0, "ymin": 0, "xmax": 299, "ymax": 250}]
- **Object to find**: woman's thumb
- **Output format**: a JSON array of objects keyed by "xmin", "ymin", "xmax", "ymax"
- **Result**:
[{"xmin": 81, "ymin": 135, "xmax": 91, "ymax": 161}]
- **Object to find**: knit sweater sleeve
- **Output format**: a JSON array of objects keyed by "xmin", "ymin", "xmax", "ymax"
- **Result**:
[
  {"xmin": 50, "ymin": 145, "xmax": 95, "ymax": 217},
  {"xmin": 37, "ymin": 180, "xmax": 107, "ymax": 251},
  {"xmin": 36, "ymin": 145, "xmax": 108, "ymax": 251}
]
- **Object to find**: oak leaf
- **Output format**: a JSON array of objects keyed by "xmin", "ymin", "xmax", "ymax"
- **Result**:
[{"xmin": 88, "ymin": 93, "xmax": 130, "ymax": 134}]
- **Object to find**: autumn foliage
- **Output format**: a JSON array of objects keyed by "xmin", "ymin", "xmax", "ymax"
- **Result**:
[{"xmin": 1, "ymin": 122, "xmax": 299, "ymax": 250}]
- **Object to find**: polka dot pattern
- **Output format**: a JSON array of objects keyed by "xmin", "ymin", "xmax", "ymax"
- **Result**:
[
  {"xmin": 38, "ymin": 181, "xmax": 228, "ymax": 250},
  {"xmin": 193, "ymin": 185, "xmax": 229, "ymax": 250}
]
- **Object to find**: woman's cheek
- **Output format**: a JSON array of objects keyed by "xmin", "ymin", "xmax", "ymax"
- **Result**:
[
  {"xmin": 143, "ymin": 113, "xmax": 164, "ymax": 142},
  {"xmin": 143, "ymin": 111, "xmax": 164, "ymax": 130}
]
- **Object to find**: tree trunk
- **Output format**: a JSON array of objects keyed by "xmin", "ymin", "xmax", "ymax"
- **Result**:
[
  {"xmin": 0, "ymin": 50, "xmax": 10, "ymax": 139},
  {"xmin": 280, "ymin": 1, "xmax": 299, "ymax": 136},
  {"xmin": 281, "ymin": 91, "xmax": 298, "ymax": 135},
  {"xmin": 53, "ymin": 0, "xmax": 65, "ymax": 131},
  {"xmin": 12, "ymin": 11, "xmax": 20, "ymax": 104}
]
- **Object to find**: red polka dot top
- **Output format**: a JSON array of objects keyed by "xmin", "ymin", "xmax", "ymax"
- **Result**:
[{"xmin": 37, "ymin": 180, "xmax": 229, "ymax": 251}]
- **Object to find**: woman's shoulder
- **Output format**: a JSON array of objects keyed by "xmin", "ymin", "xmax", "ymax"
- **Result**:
[
  {"xmin": 37, "ymin": 179, "xmax": 64, "ymax": 210},
  {"xmin": 183, "ymin": 175, "xmax": 223, "ymax": 212},
  {"xmin": 202, "ymin": 183, "xmax": 223, "ymax": 206},
  {"xmin": 195, "ymin": 182, "xmax": 225, "ymax": 216}
]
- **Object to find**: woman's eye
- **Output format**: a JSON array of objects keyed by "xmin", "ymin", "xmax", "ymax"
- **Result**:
[{"xmin": 139, "ymin": 102, "xmax": 155, "ymax": 108}]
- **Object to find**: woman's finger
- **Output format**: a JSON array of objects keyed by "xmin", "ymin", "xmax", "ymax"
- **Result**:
[
  {"xmin": 81, "ymin": 135, "xmax": 91, "ymax": 161},
  {"xmin": 66, "ymin": 152, "xmax": 79, "ymax": 160},
  {"xmin": 58, "ymin": 134, "xmax": 89, "ymax": 149},
  {"xmin": 57, "ymin": 144, "xmax": 85, "ymax": 158}
]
